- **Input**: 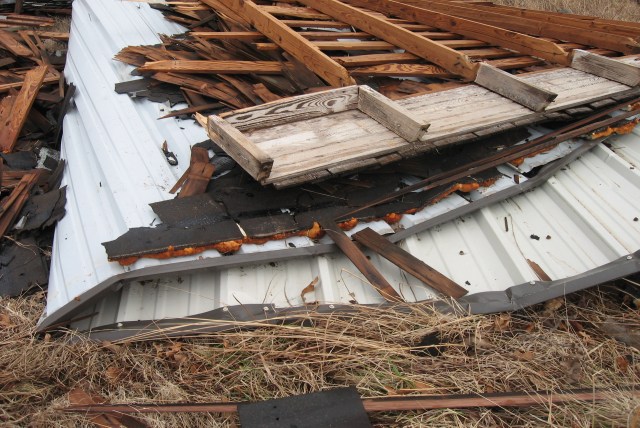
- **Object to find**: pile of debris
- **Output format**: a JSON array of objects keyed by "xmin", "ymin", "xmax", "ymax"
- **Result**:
[
  {"xmin": 0, "ymin": 13, "xmax": 70, "ymax": 297},
  {"xmin": 115, "ymin": 0, "xmax": 640, "ymax": 118},
  {"xmin": 31, "ymin": 0, "xmax": 640, "ymax": 339}
]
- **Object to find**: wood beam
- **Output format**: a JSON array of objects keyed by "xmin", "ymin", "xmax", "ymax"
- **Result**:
[
  {"xmin": 474, "ymin": 63, "xmax": 556, "ymax": 112},
  {"xmin": 298, "ymin": 0, "xmax": 556, "ymax": 110},
  {"xmin": 297, "ymin": 0, "xmax": 479, "ymax": 80},
  {"xmin": 255, "ymin": 39, "xmax": 488, "ymax": 51},
  {"xmin": 207, "ymin": 115, "xmax": 274, "ymax": 182},
  {"xmin": 138, "ymin": 60, "xmax": 284, "ymax": 74},
  {"xmin": 201, "ymin": 0, "xmax": 355, "ymax": 87},
  {"xmin": 318, "ymin": 218, "xmax": 404, "ymax": 302},
  {"xmin": 353, "ymin": 227, "xmax": 467, "ymax": 298},
  {"xmin": 358, "ymin": 85, "xmax": 430, "ymax": 142},
  {"xmin": 343, "ymin": 0, "xmax": 570, "ymax": 66},
  {"xmin": 397, "ymin": 0, "xmax": 640, "ymax": 54}
]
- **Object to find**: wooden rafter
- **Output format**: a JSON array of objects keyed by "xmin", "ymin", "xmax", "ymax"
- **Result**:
[
  {"xmin": 397, "ymin": 0, "xmax": 640, "ymax": 54},
  {"xmin": 343, "ymin": 0, "xmax": 570, "ymax": 66},
  {"xmin": 297, "ymin": 0, "xmax": 557, "ymax": 111},
  {"xmin": 297, "ymin": 0, "xmax": 478, "ymax": 80},
  {"xmin": 200, "ymin": 0, "xmax": 355, "ymax": 87}
]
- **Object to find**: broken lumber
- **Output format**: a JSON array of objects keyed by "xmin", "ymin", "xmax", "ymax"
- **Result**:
[
  {"xmin": 201, "ymin": 0, "xmax": 355, "ymax": 87},
  {"xmin": 352, "ymin": 227, "xmax": 467, "ymax": 298},
  {"xmin": 318, "ymin": 218, "xmax": 403, "ymax": 302},
  {"xmin": 0, "ymin": 170, "xmax": 40, "ymax": 237},
  {"xmin": 0, "ymin": 65, "xmax": 47, "ymax": 153},
  {"xmin": 297, "ymin": 0, "xmax": 557, "ymax": 111}
]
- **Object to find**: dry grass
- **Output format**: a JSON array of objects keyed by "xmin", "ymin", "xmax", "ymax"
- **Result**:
[
  {"xmin": 1, "ymin": 285, "xmax": 639, "ymax": 426},
  {"xmin": 2, "ymin": 2, "xmax": 640, "ymax": 427},
  {"xmin": 493, "ymin": 0, "xmax": 640, "ymax": 21}
]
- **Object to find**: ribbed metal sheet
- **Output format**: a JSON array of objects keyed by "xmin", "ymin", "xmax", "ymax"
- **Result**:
[{"xmin": 44, "ymin": 0, "xmax": 640, "ymax": 333}]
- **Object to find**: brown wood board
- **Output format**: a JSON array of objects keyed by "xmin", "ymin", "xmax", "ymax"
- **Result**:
[
  {"xmin": 318, "ymin": 218, "xmax": 403, "ymax": 302},
  {"xmin": 353, "ymin": 227, "xmax": 467, "ymax": 298},
  {"xmin": 0, "ymin": 65, "xmax": 47, "ymax": 152}
]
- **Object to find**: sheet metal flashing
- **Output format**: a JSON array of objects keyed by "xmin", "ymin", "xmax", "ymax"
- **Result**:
[{"xmin": 45, "ymin": 0, "xmax": 640, "ymax": 333}]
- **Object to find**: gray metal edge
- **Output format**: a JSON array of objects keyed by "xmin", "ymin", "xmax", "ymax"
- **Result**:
[
  {"xmin": 38, "ymin": 138, "xmax": 605, "ymax": 331},
  {"xmin": 84, "ymin": 250, "xmax": 640, "ymax": 342}
]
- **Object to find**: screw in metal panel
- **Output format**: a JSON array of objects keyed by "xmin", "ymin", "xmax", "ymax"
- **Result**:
[
  {"xmin": 263, "ymin": 306, "xmax": 270, "ymax": 312},
  {"xmin": 222, "ymin": 307, "xmax": 229, "ymax": 312},
  {"xmin": 628, "ymin": 255, "xmax": 633, "ymax": 260},
  {"xmin": 329, "ymin": 304, "xmax": 335, "ymax": 309},
  {"xmin": 529, "ymin": 281, "xmax": 536, "ymax": 285}
]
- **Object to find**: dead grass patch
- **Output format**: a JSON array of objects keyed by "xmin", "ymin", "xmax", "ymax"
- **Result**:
[
  {"xmin": 493, "ymin": 0, "xmax": 640, "ymax": 21},
  {"xmin": 0, "ymin": 286, "xmax": 639, "ymax": 426}
]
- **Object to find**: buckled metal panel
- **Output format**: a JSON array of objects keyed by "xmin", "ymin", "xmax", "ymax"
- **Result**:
[{"xmin": 44, "ymin": 0, "xmax": 640, "ymax": 334}]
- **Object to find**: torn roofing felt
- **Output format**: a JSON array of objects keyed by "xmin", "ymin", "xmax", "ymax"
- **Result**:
[{"xmin": 44, "ymin": 0, "xmax": 640, "ymax": 334}]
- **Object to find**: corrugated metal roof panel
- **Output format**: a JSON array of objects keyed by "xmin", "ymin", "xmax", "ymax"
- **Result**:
[{"xmin": 45, "ymin": 0, "xmax": 640, "ymax": 335}]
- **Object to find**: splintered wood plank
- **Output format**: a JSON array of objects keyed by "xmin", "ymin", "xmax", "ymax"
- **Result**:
[
  {"xmin": 318, "ymin": 219, "xmax": 403, "ymax": 302},
  {"xmin": 0, "ymin": 30, "xmax": 32, "ymax": 57},
  {"xmin": 353, "ymin": 227, "xmax": 467, "ymax": 298},
  {"xmin": 297, "ymin": 0, "xmax": 478, "ymax": 80},
  {"xmin": 252, "ymin": 83, "xmax": 281, "ymax": 102},
  {"xmin": 0, "ymin": 65, "xmax": 47, "ymax": 153},
  {"xmin": 138, "ymin": 60, "xmax": 284, "ymax": 74},
  {"xmin": 202, "ymin": 0, "xmax": 355, "ymax": 87},
  {"xmin": 474, "ymin": 63, "xmax": 557, "ymax": 111},
  {"xmin": 152, "ymin": 72, "xmax": 250, "ymax": 109},
  {"xmin": 344, "ymin": 0, "xmax": 570, "ymax": 65},
  {"xmin": 207, "ymin": 114, "xmax": 274, "ymax": 181},
  {"xmin": 220, "ymin": 86, "xmax": 359, "ymax": 131},
  {"xmin": 357, "ymin": 85, "xmax": 430, "ymax": 142},
  {"xmin": 0, "ymin": 171, "xmax": 40, "ymax": 236},
  {"xmin": 571, "ymin": 50, "xmax": 640, "ymax": 87}
]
